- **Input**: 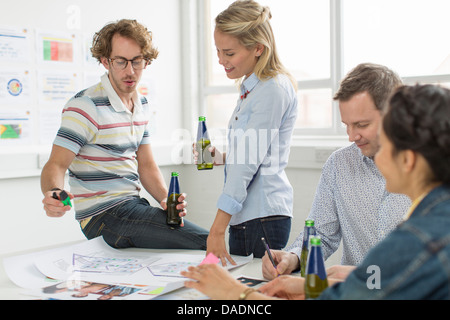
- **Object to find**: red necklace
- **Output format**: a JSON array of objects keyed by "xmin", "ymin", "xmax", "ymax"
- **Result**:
[{"xmin": 241, "ymin": 90, "xmax": 250, "ymax": 100}]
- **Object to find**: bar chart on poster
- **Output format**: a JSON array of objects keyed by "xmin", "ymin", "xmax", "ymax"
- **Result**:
[{"xmin": 41, "ymin": 35, "xmax": 74, "ymax": 63}]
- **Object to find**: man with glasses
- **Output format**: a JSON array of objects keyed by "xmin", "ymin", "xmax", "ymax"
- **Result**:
[{"xmin": 40, "ymin": 19, "xmax": 208, "ymax": 250}]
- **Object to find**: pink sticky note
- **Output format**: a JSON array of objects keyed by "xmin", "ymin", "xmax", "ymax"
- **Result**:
[{"xmin": 200, "ymin": 253, "xmax": 220, "ymax": 265}]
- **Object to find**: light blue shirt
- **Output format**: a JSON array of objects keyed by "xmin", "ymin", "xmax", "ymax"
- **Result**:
[
  {"xmin": 217, "ymin": 73, "xmax": 298, "ymax": 225},
  {"xmin": 286, "ymin": 143, "xmax": 412, "ymax": 265}
]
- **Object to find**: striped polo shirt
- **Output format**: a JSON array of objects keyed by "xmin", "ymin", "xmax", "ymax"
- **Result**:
[{"xmin": 54, "ymin": 73, "xmax": 151, "ymax": 221}]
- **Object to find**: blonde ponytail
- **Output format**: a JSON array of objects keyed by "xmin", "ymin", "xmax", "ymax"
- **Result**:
[{"xmin": 215, "ymin": 0, "xmax": 297, "ymax": 90}]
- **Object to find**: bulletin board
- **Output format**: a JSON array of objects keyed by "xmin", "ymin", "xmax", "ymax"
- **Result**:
[
  {"xmin": 0, "ymin": 0, "xmax": 182, "ymax": 176},
  {"xmin": 0, "ymin": 25, "xmax": 99, "ymax": 146},
  {"xmin": 0, "ymin": 25, "xmax": 161, "ymax": 146}
]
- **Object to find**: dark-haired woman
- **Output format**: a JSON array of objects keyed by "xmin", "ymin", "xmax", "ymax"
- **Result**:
[
  {"xmin": 312, "ymin": 84, "xmax": 450, "ymax": 299},
  {"xmin": 182, "ymin": 84, "xmax": 450, "ymax": 300}
]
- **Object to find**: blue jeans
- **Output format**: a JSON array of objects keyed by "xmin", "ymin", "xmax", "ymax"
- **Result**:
[
  {"xmin": 81, "ymin": 197, "xmax": 208, "ymax": 250},
  {"xmin": 229, "ymin": 215, "xmax": 291, "ymax": 258}
]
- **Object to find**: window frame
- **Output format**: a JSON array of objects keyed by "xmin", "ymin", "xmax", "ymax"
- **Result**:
[{"xmin": 183, "ymin": 0, "xmax": 450, "ymax": 140}]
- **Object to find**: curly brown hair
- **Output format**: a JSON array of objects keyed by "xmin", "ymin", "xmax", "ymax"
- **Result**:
[
  {"xmin": 91, "ymin": 19, "xmax": 159, "ymax": 64},
  {"xmin": 383, "ymin": 84, "xmax": 450, "ymax": 184}
]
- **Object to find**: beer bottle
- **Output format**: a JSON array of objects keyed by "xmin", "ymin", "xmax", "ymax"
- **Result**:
[
  {"xmin": 304, "ymin": 236, "xmax": 328, "ymax": 299},
  {"xmin": 166, "ymin": 172, "xmax": 182, "ymax": 226},
  {"xmin": 300, "ymin": 219, "xmax": 317, "ymax": 277},
  {"xmin": 196, "ymin": 116, "xmax": 213, "ymax": 170}
]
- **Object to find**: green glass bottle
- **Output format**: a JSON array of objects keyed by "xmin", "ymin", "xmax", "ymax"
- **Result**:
[
  {"xmin": 196, "ymin": 116, "xmax": 213, "ymax": 170},
  {"xmin": 304, "ymin": 236, "xmax": 328, "ymax": 299},
  {"xmin": 300, "ymin": 219, "xmax": 316, "ymax": 277},
  {"xmin": 166, "ymin": 172, "xmax": 182, "ymax": 226}
]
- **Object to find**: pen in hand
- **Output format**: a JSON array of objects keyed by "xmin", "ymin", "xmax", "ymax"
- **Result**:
[{"xmin": 261, "ymin": 237, "xmax": 278, "ymax": 275}]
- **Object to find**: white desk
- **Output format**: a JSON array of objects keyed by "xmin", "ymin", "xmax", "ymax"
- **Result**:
[{"xmin": 0, "ymin": 242, "xmax": 264, "ymax": 300}]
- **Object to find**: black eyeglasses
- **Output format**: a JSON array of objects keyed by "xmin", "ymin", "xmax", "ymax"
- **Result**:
[{"xmin": 108, "ymin": 57, "xmax": 149, "ymax": 70}]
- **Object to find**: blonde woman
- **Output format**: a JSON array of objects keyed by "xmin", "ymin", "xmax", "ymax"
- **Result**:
[{"xmin": 204, "ymin": 0, "xmax": 298, "ymax": 265}]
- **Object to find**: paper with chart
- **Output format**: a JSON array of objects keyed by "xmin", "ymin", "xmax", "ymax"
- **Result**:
[
  {"xmin": 31, "ymin": 237, "xmax": 252, "ymax": 286},
  {"xmin": 72, "ymin": 253, "xmax": 149, "ymax": 274},
  {"xmin": 33, "ymin": 237, "xmax": 159, "ymax": 285},
  {"xmin": 5, "ymin": 237, "xmax": 253, "ymax": 299},
  {"xmin": 148, "ymin": 253, "xmax": 253, "ymax": 278}
]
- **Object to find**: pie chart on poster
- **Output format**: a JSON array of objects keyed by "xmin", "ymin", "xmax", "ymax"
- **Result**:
[{"xmin": 7, "ymin": 79, "xmax": 23, "ymax": 96}]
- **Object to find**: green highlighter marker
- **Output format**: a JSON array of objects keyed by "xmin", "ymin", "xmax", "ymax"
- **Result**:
[{"xmin": 52, "ymin": 190, "xmax": 72, "ymax": 207}]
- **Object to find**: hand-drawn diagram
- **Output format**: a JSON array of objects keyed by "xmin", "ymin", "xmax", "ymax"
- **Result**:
[
  {"xmin": 72, "ymin": 254, "xmax": 148, "ymax": 274},
  {"xmin": 148, "ymin": 261, "xmax": 199, "ymax": 277}
]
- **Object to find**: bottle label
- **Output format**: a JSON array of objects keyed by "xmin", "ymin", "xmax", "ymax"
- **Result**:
[
  {"xmin": 196, "ymin": 139, "xmax": 213, "ymax": 170},
  {"xmin": 166, "ymin": 192, "xmax": 182, "ymax": 225}
]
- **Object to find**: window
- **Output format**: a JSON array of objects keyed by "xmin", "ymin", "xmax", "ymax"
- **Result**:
[
  {"xmin": 194, "ymin": 0, "xmax": 450, "ymax": 137},
  {"xmin": 343, "ymin": 0, "xmax": 450, "ymax": 78},
  {"xmin": 206, "ymin": 0, "xmax": 330, "ymax": 86}
]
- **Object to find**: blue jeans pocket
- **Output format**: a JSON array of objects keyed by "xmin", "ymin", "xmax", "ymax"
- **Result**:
[
  {"xmin": 229, "ymin": 216, "xmax": 291, "ymax": 258},
  {"xmin": 98, "ymin": 222, "xmax": 134, "ymax": 248}
]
